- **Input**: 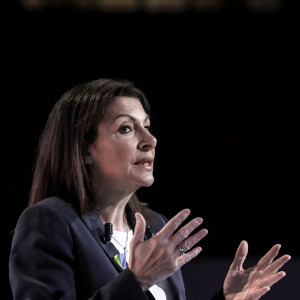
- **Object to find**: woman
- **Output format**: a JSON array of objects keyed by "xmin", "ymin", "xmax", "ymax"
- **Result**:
[{"xmin": 9, "ymin": 78, "xmax": 290, "ymax": 300}]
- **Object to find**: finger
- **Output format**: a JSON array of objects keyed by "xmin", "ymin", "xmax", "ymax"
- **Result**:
[
  {"xmin": 176, "ymin": 246, "xmax": 202, "ymax": 267},
  {"xmin": 229, "ymin": 240, "xmax": 248, "ymax": 275},
  {"xmin": 264, "ymin": 270, "xmax": 287, "ymax": 288},
  {"xmin": 158, "ymin": 209, "xmax": 191, "ymax": 239},
  {"xmin": 170, "ymin": 217, "xmax": 204, "ymax": 246},
  {"xmin": 131, "ymin": 212, "xmax": 146, "ymax": 246},
  {"xmin": 177, "ymin": 228, "xmax": 208, "ymax": 252},
  {"xmin": 257, "ymin": 244, "xmax": 281, "ymax": 270},
  {"xmin": 265, "ymin": 254, "xmax": 291, "ymax": 275}
]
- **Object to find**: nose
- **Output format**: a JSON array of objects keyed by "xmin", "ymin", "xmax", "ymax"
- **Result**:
[{"xmin": 138, "ymin": 129, "xmax": 157, "ymax": 152}]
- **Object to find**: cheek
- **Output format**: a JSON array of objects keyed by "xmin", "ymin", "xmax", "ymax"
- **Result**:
[{"xmin": 96, "ymin": 143, "xmax": 134, "ymax": 167}]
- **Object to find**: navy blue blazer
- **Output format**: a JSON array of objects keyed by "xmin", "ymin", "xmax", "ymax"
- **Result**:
[{"xmin": 9, "ymin": 197, "xmax": 224, "ymax": 300}]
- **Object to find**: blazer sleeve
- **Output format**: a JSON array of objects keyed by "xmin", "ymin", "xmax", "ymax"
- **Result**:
[{"xmin": 9, "ymin": 204, "xmax": 151, "ymax": 300}]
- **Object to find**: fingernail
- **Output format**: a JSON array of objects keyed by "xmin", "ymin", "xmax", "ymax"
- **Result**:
[
  {"xmin": 183, "ymin": 209, "xmax": 190, "ymax": 216},
  {"xmin": 195, "ymin": 217, "xmax": 203, "ymax": 224},
  {"xmin": 196, "ymin": 247, "xmax": 202, "ymax": 254}
]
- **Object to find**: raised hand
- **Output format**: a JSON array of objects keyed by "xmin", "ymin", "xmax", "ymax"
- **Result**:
[
  {"xmin": 223, "ymin": 240, "xmax": 291, "ymax": 300},
  {"xmin": 128, "ymin": 209, "xmax": 208, "ymax": 291}
]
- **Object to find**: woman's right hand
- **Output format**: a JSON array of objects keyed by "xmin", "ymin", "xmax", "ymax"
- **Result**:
[{"xmin": 128, "ymin": 209, "xmax": 208, "ymax": 291}]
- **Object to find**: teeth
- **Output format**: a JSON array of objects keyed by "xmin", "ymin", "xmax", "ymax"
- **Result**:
[{"xmin": 139, "ymin": 162, "xmax": 150, "ymax": 166}]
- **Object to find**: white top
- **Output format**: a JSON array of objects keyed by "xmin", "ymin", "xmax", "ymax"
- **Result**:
[{"xmin": 111, "ymin": 230, "xmax": 167, "ymax": 300}]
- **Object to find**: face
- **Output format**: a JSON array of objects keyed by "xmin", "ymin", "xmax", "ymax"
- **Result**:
[{"xmin": 86, "ymin": 97, "xmax": 157, "ymax": 196}]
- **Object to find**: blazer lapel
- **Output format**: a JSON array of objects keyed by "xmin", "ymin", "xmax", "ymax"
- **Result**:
[{"xmin": 81, "ymin": 209, "xmax": 123, "ymax": 272}]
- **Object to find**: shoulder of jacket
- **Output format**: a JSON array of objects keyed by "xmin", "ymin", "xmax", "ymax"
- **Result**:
[{"xmin": 21, "ymin": 196, "xmax": 79, "ymax": 222}]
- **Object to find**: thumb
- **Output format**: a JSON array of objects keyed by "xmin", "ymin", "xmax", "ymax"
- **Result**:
[
  {"xmin": 131, "ymin": 212, "xmax": 146, "ymax": 246},
  {"xmin": 230, "ymin": 240, "xmax": 248, "ymax": 275}
]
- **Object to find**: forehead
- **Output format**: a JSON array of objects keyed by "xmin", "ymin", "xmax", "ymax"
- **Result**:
[{"xmin": 106, "ymin": 96, "xmax": 147, "ymax": 119}]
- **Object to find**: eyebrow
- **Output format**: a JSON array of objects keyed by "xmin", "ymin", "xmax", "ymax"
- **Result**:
[{"xmin": 114, "ymin": 113, "xmax": 149, "ymax": 123}]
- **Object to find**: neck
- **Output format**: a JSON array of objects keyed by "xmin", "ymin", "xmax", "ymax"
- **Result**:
[
  {"xmin": 97, "ymin": 197, "xmax": 131, "ymax": 232},
  {"xmin": 93, "ymin": 187, "xmax": 135, "ymax": 231}
]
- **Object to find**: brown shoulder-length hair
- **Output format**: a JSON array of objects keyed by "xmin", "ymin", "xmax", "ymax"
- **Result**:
[{"xmin": 29, "ymin": 78, "xmax": 154, "ymax": 223}]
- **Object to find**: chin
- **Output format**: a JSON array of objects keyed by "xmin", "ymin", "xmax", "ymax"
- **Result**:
[
  {"xmin": 140, "ymin": 177, "xmax": 155, "ymax": 187},
  {"xmin": 143, "ymin": 181, "xmax": 154, "ymax": 187}
]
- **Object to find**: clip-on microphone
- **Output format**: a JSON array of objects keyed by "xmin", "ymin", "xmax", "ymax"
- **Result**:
[
  {"xmin": 102, "ymin": 222, "xmax": 155, "ymax": 243},
  {"xmin": 145, "ymin": 225, "xmax": 155, "ymax": 240},
  {"xmin": 101, "ymin": 223, "xmax": 113, "ymax": 243}
]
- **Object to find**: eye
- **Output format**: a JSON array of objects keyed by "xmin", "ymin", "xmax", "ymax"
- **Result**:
[
  {"xmin": 145, "ymin": 126, "xmax": 152, "ymax": 133},
  {"xmin": 119, "ymin": 125, "xmax": 132, "ymax": 134}
]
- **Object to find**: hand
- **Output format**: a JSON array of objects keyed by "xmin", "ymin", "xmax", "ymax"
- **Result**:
[
  {"xmin": 223, "ymin": 240, "xmax": 291, "ymax": 300},
  {"xmin": 128, "ymin": 209, "xmax": 208, "ymax": 291}
]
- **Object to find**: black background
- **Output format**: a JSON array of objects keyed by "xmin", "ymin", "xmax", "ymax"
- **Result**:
[{"xmin": 4, "ymin": 3, "xmax": 300, "ymax": 299}]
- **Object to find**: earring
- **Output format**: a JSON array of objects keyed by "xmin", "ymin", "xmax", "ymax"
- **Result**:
[{"xmin": 84, "ymin": 156, "xmax": 93, "ymax": 164}]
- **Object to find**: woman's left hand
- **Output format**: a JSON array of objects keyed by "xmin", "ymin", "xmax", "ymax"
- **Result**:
[{"xmin": 223, "ymin": 240, "xmax": 291, "ymax": 300}]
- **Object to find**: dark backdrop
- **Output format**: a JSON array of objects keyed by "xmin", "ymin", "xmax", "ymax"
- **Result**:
[{"xmin": 4, "ymin": 5, "xmax": 299, "ymax": 299}]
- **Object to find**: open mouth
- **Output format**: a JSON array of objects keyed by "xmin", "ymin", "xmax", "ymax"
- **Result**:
[
  {"xmin": 134, "ymin": 158, "xmax": 154, "ymax": 167},
  {"xmin": 134, "ymin": 161, "xmax": 151, "ymax": 166}
]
